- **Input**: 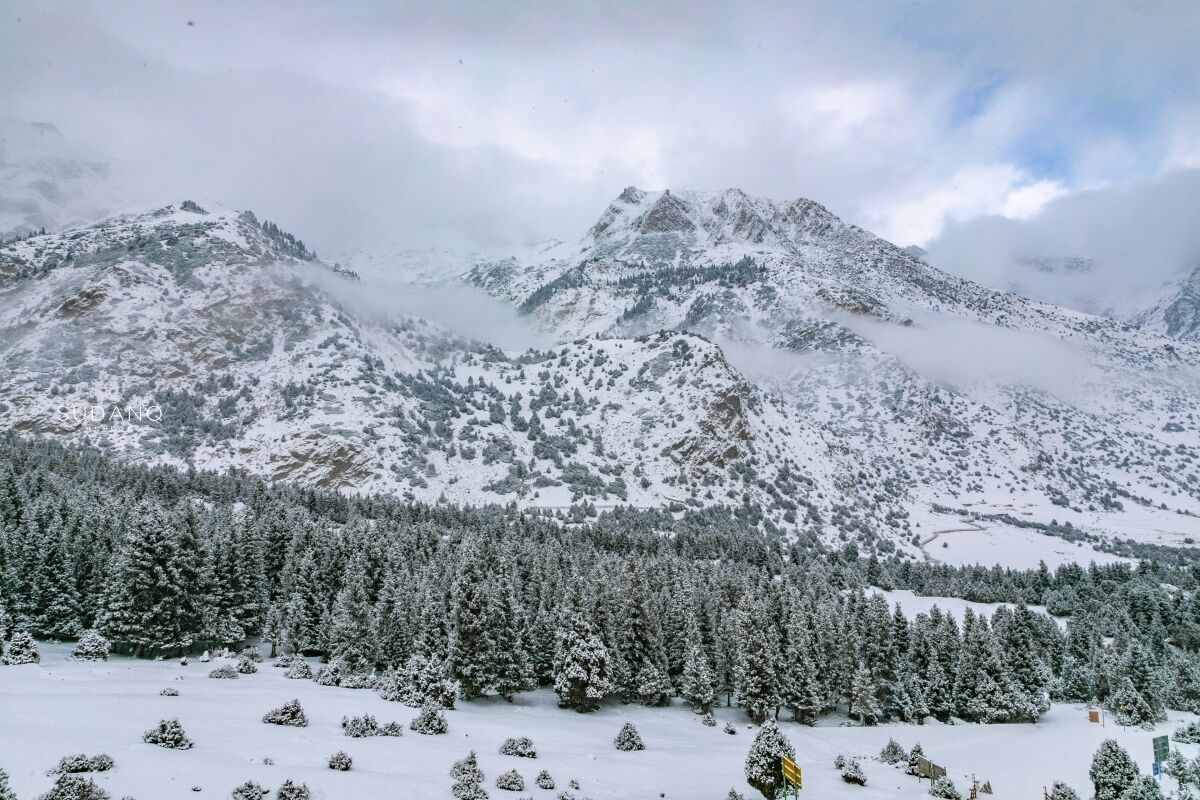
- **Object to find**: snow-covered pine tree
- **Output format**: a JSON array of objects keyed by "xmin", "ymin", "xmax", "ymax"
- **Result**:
[
  {"xmin": 743, "ymin": 719, "xmax": 795, "ymax": 800},
  {"xmin": 30, "ymin": 519, "xmax": 82, "ymax": 639},
  {"xmin": 1111, "ymin": 677, "xmax": 1155, "ymax": 728},
  {"xmin": 70, "ymin": 629, "xmax": 110, "ymax": 661},
  {"xmin": 735, "ymin": 598, "xmax": 778, "ymax": 724},
  {"xmin": 779, "ymin": 609, "xmax": 823, "ymax": 725},
  {"xmin": 328, "ymin": 549, "xmax": 376, "ymax": 673},
  {"xmin": 448, "ymin": 537, "xmax": 499, "ymax": 699},
  {"xmin": 680, "ymin": 613, "xmax": 716, "ymax": 714},
  {"xmin": 489, "ymin": 569, "xmax": 535, "ymax": 701},
  {"xmin": 849, "ymin": 661, "xmax": 880, "ymax": 725},
  {"xmin": 613, "ymin": 721, "xmax": 645, "ymax": 751},
  {"xmin": 98, "ymin": 502, "xmax": 190, "ymax": 656},
  {"xmin": 1090, "ymin": 739, "xmax": 1139, "ymax": 800},
  {"xmin": 1047, "ymin": 782, "xmax": 1080, "ymax": 800},
  {"xmin": 553, "ymin": 591, "xmax": 612, "ymax": 713},
  {"xmin": 617, "ymin": 569, "xmax": 672, "ymax": 707},
  {"xmin": 4, "ymin": 628, "xmax": 39, "ymax": 664}
]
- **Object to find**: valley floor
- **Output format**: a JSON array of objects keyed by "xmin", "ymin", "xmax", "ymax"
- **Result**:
[{"xmin": 0, "ymin": 645, "xmax": 1194, "ymax": 800}]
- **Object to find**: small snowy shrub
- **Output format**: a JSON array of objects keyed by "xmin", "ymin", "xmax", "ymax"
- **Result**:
[
  {"xmin": 930, "ymin": 776, "xmax": 961, "ymax": 800},
  {"xmin": 49, "ymin": 753, "xmax": 114, "ymax": 774},
  {"xmin": 880, "ymin": 738, "xmax": 907, "ymax": 765},
  {"xmin": 727, "ymin": 791, "xmax": 747, "ymax": 800},
  {"xmin": 273, "ymin": 654, "xmax": 297, "ymax": 669},
  {"xmin": 451, "ymin": 752, "xmax": 485, "ymax": 783},
  {"xmin": 906, "ymin": 743, "xmax": 925, "ymax": 776},
  {"xmin": 313, "ymin": 659, "xmax": 347, "ymax": 687},
  {"xmin": 340, "ymin": 672, "xmax": 378, "ymax": 690},
  {"xmin": 275, "ymin": 780, "xmax": 311, "ymax": 800},
  {"xmin": 144, "ymin": 719, "xmax": 193, "ymax": 749},
  {"xmin": 160, "ymin": 687, "xmax": 179, "ymax": 696},
  {"xmin": 263, "ymin": 699, "xmax": 308, "ymax": 727},
  {"xmin": 327, "ymin": 751, "xmax": 352, "ymax": 771},
  {"xmin": 376, "ymin": 668, "xmax": 405, "ymax": 701},
  {"xmin": 1048, "ymin": 783, "xmax": 1080, "ymax": 800},
  {"xmin": 1175, "ymin": 721, "xmax": 1200, "ymax": 744},
  {"xmin": 834, "ymin": 754, "xmax": 846, "ymax": 770},
  {"xmin": 701, "ymin": 712, "xmax": 716, "ymax": 727},
  {"xmin": 37, "ymin": 774, "xmax": 110, "ymax": 800},
  {"xmin": 238, "ymin": 647, "xmax": 262, "ymax": 663},
  {"xmin": 613, "ymin": 722, "xmax": 644, "ymax": 751},
  {"xmin": 379, "ymin": 721, "xmax": 403, "ymax": 737},
  {"xmin": 840, "ymin": 757, "xmax": 867, "ymax": 785},
  {"xmin": 495, "ymin": 769, "xmax": 525, "ymax": 791},
  {"xmin": 70, "ymin": 630, "xmax": 110, "ymax": 661},
  {"xmin": 341, "ymin": 714, "xmax": 380, "ymax": 738},
  {"xmin": 236, "ymin": 655, "xmax": 258, "ymax": 674},
  {"xmin": 452, "ymin": 782, "xmax": 488, "ymax": 800},
  {"xmin": 535, "ymin": 770, "xmax": 555, "ymax": 790},
  {"xmin": 4, "ymin": 629, "xmax": 39, "ymax": 664},
  {"xmin": 723, "ymin": 722, "xmax": 737, "ymax": 735},
  {"xmin": 230, "ymin": 781, "xmax": 268, "ymax": 800},
  {"xmin": 410, "ymin": 702, "xmax": 448, "ymax": 735},
  {"xmin": 499, "ymin": 737, "xmax": 537, "ymax": 758},
  {"xmin": 285, "ymin": 660, "xmax": 312, "ymax": 680},
  {"xmin": 209, "ymin": 664, "xmax": 238, "ymax": 679},
  {"xmin": 568, "ymin": 780, "xmax": 580, "ymax": 790},
  {"xmin": 0, "ymin": 768, "xmax": 13, "ymax": 800}
]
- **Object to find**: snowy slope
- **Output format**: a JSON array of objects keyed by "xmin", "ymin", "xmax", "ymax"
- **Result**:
[
  {"xmin": 1, "ymin": 643, "xmax": 1192, "ymax": 800},
  {"xmin": 1130, "ymin": 262, "xmax": 1200, "ymax": 342}
]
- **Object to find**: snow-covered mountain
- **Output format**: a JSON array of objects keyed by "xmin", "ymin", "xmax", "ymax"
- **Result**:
[
  {"xmin": 1129, "ymin": 262, "xmax": 1200, "ymax": 342},
  {"xmin": 0, "ymin": 120, "xmax": 118, "ymax": 241},
  {"xmin": 4, "ymin": 189, "xmax": 1200, "ymax": 557}
]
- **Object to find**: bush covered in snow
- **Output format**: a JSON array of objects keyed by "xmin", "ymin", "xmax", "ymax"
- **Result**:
[
  {"xmin": 702, "ymin": 712, "xmax": 716, "ymax": 727},
  {"xmin": 342, "ymin": 713, "xmax": 380, "ymax": 737},
  {"xmin": 37, "ymin": 774, "xmax": 110, "ymax": 800},
  {"xmin": 49, "ymin": 753, "xmax": 114, "ymax": 775},
  {"xmin": 906, "ymin": 743, "xmax": 925, "ymax": 776},
  {"xmin": 929, "ymin": 776, "xmax": 961, "ymax": 800},
  {"xmin": 263, "ymin": 699, "xmax": 308, "ymax": 727},
  {"xmin": 1175, "ymin": 721, "xmax": 1200, "ymax": 744},
  {"xmin": 160, "ymin": 687, "xmax": 179, "ymax": 697},
  {"xmin": 327, "ymin": 751, "xmax": 352, "ymax": 771},
  {"xmin": 723, "ymin": 722, "xmax": 737, "ymax": 735},
  {"xmin": 451, "ymin": 751, "xmax": 487, "ymax": 800},
  {"xmin": 313, "ymin": 659, "xmax": 347, "ymax": 687},
  {"xmin": 340, "ymin": 672, "xmax": 378, "ymax": 690},
  {"xmin": 1048, "ymin": 782, "xmax": 1080, "ymax": 800},
  {"xmin": 285, "ymin": 659, "xmax": 312, "ymax": 680},
  {"xmin": 236, "ymin": 655, "xmax": 258, "ymax": 674},
  {"xmin": 535, "ymin": 770, "xmax": 555, "ymax": 790},
  {"xmin": 613, "ymin": 722, "xmax": 644, "ymax": 751},
  {"xmin": 143, "ymin": 719, "xmax": 193, "ymax": 749},
  {"xmin": 275, "ymin": 780, "xmax": 311, "ymax": 800},
  {"xmin": 840, "ymin": 757, "xmax": 867, "ymax": 785},
  {"xmin": 69, "ymin": 630, "xmax": 110, "ymax": 661},
  {"xmin": 410, "ymin": 702, "xmax": 448, "ymax": 735},
  {"xmin": 495, "ymin": 769, "xmax": 524, "ymax": 791},
  {"xmin": 4, "ymin": 630, "xmax": 39, "ymax": 665},
  {"xmin": 880, "ymin": 738, "xmax": 907, "ymax": 764},
  {"xmin": 744, "ymin": 720, "xmax": 794, "ymax": 800},
  {"xmin": 208, "ymin": 664, "xmax": 238, "ymax": 679},
  {"xmin": 0, "ymin": 768, "xmax": 13, "ymax": 800},
  {"xmin": 273, "ymin": 654, "xmax": 297, "ymax": 669},
  {"xmin": 230, "ymin": 781, "xmax": 268, "ymax": 800},
  {"xmin": 499, "ymin": 737, "xmax": 537, "ymax": 758},
  {"xmin": 238, "ymin": 647, "xmax": 262, "ymax": 663},
  {"xmin": 1090, "ymin": 739, "xmax": 1139, "ymax": 800}
]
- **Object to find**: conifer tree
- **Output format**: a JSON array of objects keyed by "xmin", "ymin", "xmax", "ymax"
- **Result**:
[
  {"xmin": 735, "ymin": 598, "xmax": 778, "ymax": 724},
  {"xmin": 744, "ymin": 719, "xmax": 794, "ymax": 800},
  {"xmin": 681, "ymin": 614, "xmax": 716, "ymax": 714},
  {"xmin": 1090, "ymin": 739, "xmax": 1139, "ymax": 800},
  {"xmin": 553, "ymin": 591, "xmax": 612, "ymax": 713}
]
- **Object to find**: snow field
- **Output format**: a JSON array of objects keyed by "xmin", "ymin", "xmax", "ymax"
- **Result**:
[{"xmin": 1, "ymin": 644, "xmax": 1194, "ymax": 800}]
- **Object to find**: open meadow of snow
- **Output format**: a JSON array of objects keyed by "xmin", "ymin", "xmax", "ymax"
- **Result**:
[{"xmin": 1, "ymin": 644, "xmax": 1194, "ymax": 800}]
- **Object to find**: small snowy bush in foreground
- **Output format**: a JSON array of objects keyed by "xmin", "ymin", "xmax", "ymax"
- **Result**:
[
  {"xmin": 744, "ymin": 720, "xmax": 795, "ymax": 800},
  {"xmin": 236, "ymin": 655, "xmax": 258, "ymax": 674},
  {"xmin": 285, "ymin": 660, "xmax": 312, "ymax": 680},
  {"xmin": 535, "ymin": 770, "xmax": 555, "ymax": 790},
  {"xmin": 275, "ymin": 780, "xmax": 311, "ymax": 800},
  {"xmin": 143, "ymin": 719, "xmax": 193, "ymax": 749},
  {"xmin": 230, "ymin": 781, "xmax": 268, "ymax": 800},
  {"xmin": 37, "ymin": 774, "xmax": 109, "ymax": 800},
  {"xmin": 840, "ymin": 757, "xmax": 867, "ymax": 785},
  {"xmin": 495, "ymin": 769, "xmax": 524, "ymax": 791},
  {"xmin": 327, "ymin": 751, "xmax": 352, "ymax": 771},
  {"xmin": 410, "ymin": 702, "xmax": 448, "ymax": 734},
  {"xmin": 880, "ymin": 738, "xmax": 907, "ymax": 764},
  {"xmin": 49, "ymin": 753, "xmax": 114, "ymax": 774},
  {"xmin": 209, "ymin": 664, "xmax": 238, "ymax": 679},
  {"xmin": 613, "ymin": 722, "xmax": 644, "ymax": 751},
  {"xmin": 1176, "ymin": 721, "xmax": 1200, "ymax": 744},
  {"xmin": 929, "ymin": 776, "xmax": 961, "ymax": 800},
  {"xmin": 160, "ymin": 687, "xmax": 179, "ymax": 697},
  {"xmin": 70, "ymin": 630, "xmax": 110, "ymax": 661},
  {"xmin": 499, "ymin": 737, "xmax": 537, "ymax": 758},
  {"xmin": 4, "ymin": 630, "xmax": 39, "ymax": 664},
  {"xmin": 263, "ymin": 699, "xmax": 308, "ymax": 727}
]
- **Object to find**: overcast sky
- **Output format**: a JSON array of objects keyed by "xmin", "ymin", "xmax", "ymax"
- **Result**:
[{"xmin": 2, "ymin": 0, "xmax": 1198, "ymax": 266}]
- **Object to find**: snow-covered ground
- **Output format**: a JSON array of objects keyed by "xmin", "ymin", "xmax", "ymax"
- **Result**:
[{"xmin": 0, "ymin": 644, "xmax": 1192, "ymax": 800}]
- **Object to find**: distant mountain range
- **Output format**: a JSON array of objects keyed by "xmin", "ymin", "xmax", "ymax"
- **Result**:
[{"xmin": 4, "ymin": 183, "xmax": 1200, "ymax": 558}]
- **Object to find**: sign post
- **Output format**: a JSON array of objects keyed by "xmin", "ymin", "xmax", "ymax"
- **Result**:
[
  {"xmin": 781, "ymin": 756, "xmax": 802, "ymax": 798},
  {"xmin": 1153, "ymin": 736, "xmax": 1169, "ymax": 780}
]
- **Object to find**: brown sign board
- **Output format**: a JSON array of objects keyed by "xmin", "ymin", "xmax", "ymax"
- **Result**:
[
  {"xmin": 917, "ymin": 756, "xmax": 947, "ymax": 780},
  {"xmin": 781, "ymin": 756, "xmax": 802, "ymax": 788},
  {"xmin": 1088, "ymin": 710, "xmax": 1100, "ymax": 723}
]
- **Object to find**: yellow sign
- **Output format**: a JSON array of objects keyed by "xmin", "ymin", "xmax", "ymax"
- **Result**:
[{"xmin": 781, "ymin": 756, "xmax": 802, "ymax": 788}]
